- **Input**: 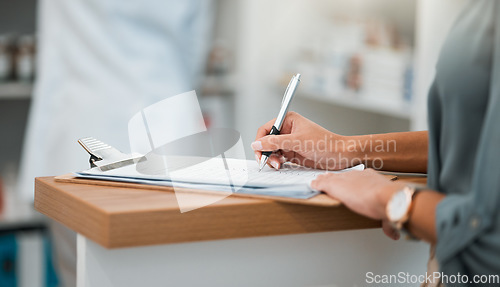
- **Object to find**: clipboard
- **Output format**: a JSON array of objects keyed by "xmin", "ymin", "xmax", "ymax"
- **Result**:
[
  {"xmin": 65, "ymin": 138, "xmax": 397, "ymax": 207},
  {"xmin": 54, "ymin": 173, "xmax": 397, "ymax": 208}
]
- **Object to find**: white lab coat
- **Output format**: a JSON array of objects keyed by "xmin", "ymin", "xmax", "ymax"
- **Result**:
[
  {"xmin": 17, "ymin": 1, "xmax": 213, "ymax": 285},
  {"xmin": 18, "ymin": 0, "xmax": 214, "ymax": 200}
]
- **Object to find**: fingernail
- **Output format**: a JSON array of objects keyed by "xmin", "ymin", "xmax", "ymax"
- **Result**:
[
  {"xmin": 271, "ymin": 160, "xmax": 279, "ymax": 170},
  {"xmin": 394, "ymin": 231, "xmax": 400, "ymax": 240},
  {"xmin": 251, "ymin": 141, "xmax": 263, "ymax": 150},
  {"xmin": 255, "ymin": 154, "xmax": 260, "ymax": 162}
]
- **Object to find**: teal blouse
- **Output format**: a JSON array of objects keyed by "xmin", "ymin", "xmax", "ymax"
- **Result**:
[{"xmin": 428, "ymin": 0, "xmax": 500, "ymax": 278}]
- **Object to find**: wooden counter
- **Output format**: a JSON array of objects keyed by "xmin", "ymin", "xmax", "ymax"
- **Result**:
[
  {"xmin": 34, "ymin": 176, "xmax": 386, "ymax": 249},
  {"xmin": 34, "ymin": 174, "xmax": 426, "ymax": 249}
]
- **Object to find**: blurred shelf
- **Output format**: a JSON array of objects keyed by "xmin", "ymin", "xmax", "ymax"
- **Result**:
[
  {"xmin": 0, "ymin": 82, "xmax": 33, "ymax": 99},
  {"xmin": 201, "ymin": 74, "xmax": 236, "ymax": 96},
  {"xmin": 299, "ymin": 89, "xmax": 412, "ymax": 120}
]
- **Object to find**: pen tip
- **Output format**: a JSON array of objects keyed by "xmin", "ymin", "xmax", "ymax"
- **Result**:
[{"xmin": 258, "ymin": 157, "xmax": 267, "ymax": 171}]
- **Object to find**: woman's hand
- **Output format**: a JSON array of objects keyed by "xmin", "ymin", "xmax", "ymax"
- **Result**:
[
  {"xmin": 251, "ymin": 112, "xmax": 356, "ymax": 170},
  {"xmin": 311, "ymin": 169, "xmax": 405, "ymax": 240}
]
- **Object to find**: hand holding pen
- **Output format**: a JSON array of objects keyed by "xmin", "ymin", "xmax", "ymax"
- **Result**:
[
  {"xmin": 252, "ymin": 110, "xmax": 351, "ymax": 171},
  {"xmin": 252, "ymin": 74, "xmax": 300, "ymax": 171},
  {"xmin": 251, "ymin": 74, "xmax": 356, "ymax": 171}
]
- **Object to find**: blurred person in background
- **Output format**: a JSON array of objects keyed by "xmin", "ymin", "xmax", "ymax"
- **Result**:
[
  {"xmin": 17, "ymin": 0, "xmax": 214, "ymax": 286},
  {"xmin": 253, "ymin": 1, "xmax": 500, "ymax": 285}
]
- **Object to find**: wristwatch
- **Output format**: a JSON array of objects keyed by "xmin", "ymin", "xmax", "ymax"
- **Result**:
[{"xmin": 386, "ymin": 185, "xmax": 418, "ymax": 231}]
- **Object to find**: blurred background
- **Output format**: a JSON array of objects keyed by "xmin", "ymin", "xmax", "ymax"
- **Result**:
[{"xmin": 0, "ymin": 0, "xmax": 467, "ymax": 286}]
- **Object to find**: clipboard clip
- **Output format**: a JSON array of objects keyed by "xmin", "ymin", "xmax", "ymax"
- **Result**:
[
  {"xmin": 78, "ymin": 137, "xmax": 142, "ymax": 171},
  {"xmin": 77, "ymin": 138, "xmax": 104, "ymax": 168}
]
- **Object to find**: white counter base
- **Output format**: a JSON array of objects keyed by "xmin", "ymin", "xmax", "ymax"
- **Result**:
[{"xmin": 77, "ymin": 229, "xmax": 429, "ymax": 287}]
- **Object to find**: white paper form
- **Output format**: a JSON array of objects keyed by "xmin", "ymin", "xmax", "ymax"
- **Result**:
[{"xmin": 75, "ymin": 157, "xmax": 364, "ymax": 199}]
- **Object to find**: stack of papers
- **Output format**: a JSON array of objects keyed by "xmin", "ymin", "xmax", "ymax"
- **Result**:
[{"xmin": 75, "ymin": 157, "xmax": 364, "ymax": 199}]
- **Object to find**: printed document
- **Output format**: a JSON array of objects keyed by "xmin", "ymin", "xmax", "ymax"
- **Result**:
[{"xmin": 75, "ymin": 156, "xmax": 364, "ymax": 199}]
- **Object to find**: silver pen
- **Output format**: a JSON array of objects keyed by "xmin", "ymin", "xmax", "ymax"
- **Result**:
[{"xmin": 259, "ymin": 73, "xmax": 301, "ymax": 171}]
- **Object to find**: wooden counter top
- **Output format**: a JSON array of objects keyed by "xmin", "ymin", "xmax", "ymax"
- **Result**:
[{"xmin": 34, "ymin": 176, "xmax": 388, "ymax": 249}]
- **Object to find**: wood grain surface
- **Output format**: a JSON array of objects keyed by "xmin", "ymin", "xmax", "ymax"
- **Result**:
[
  {"xmin": 35, "ymin": 173, "xmax": 425, "ymax": 249},
  {"xmin": 35, "ymin": 177, "xmax": 382, "ymax": 248}
]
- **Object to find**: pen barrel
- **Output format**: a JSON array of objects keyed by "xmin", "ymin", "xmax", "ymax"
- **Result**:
[{"xmin": 261, "ymin": 126, "xmax": 280, "ymax": 157}]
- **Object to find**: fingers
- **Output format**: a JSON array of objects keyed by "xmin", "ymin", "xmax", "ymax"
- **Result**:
[
  {"xmin": 267, "ymin": 153, "xmax": 284, "ymax": 170},
  {"xmin": 310, "ymin": 173, "xmax": 335, "ymax": 194},
  {"xmin": 255, "ymin": 118, "xmax": 276, "ymax": 141},
  {"xmin": 310, "ymin": 172, "xmax": 349, "ymax": 197},
  {"xmin": 254, "ymin": 111, "xmax": 301, "ymax": 142},
  {"xmin": 253, "ymin": 151, "xmax": 283, "ymax": 170},
  {"xmin": 254, "ymin": 118, "xmax": 276, "ymax": 160},
  {"xmin": 253, "ymin": 112, "xmax": 303, "ymax": 160},
  {"xmin": 251, "ymin": 134, "xmax": 300, "ymax": 153},
  {"xmin": 256, "ymin": 150, "xmax": 312, "ymax": 170},
  {"xmin": 251, "ymin": 135, "xmax": 297, "ymax": 167},
  {"xmin": 276, "ymin": 111, "xmax": 300, "ymax": 135},
  {"xmin": 382, "ymin": 220, "xmax": 400, "ymax": 240},
  {"xmin": 281, "ymin": 151, "xmax": 307, "ymax": 167}
]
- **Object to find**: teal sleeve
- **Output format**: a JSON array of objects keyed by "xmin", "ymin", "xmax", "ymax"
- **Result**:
[{"xmin": 435, "ymin": 7, "xmax": 500, "ymax": 275}]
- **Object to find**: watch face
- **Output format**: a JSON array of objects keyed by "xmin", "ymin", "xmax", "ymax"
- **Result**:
[{"xmin": 388, "ymin": 190, "xmax": 410, "ymax": 221}]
